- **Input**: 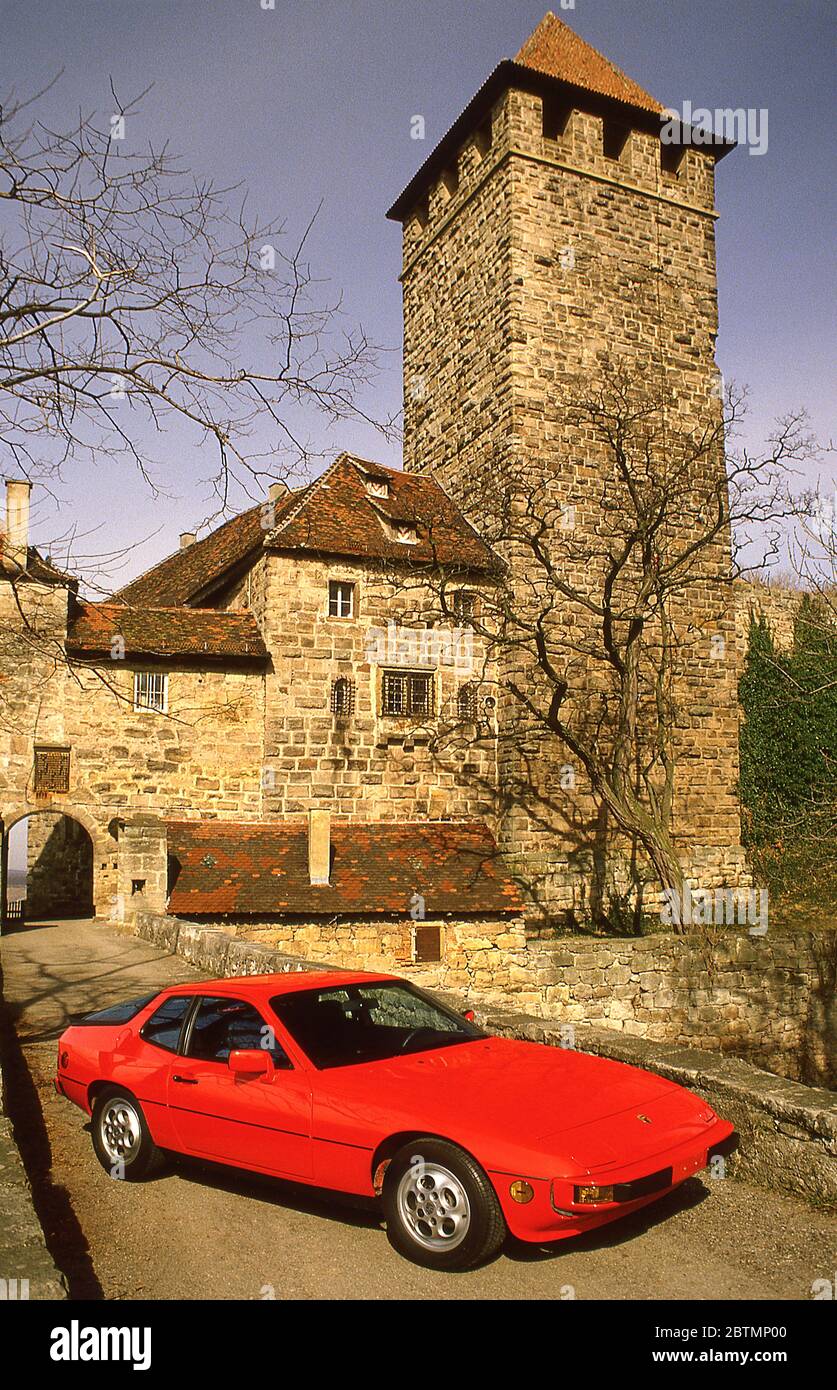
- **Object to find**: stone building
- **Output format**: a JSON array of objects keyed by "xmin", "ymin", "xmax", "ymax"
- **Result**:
[{"xmin": 0, "ymin": 15, "xmax": 770, "ymax": 969}]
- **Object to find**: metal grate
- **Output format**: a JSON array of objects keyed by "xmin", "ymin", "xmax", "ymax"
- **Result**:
[
  {"xmin": 457, "ymin": 683, "xmax": 478, "ymax": 720},
  {"xmin": 382, "ymin": 671, "xmax": 433, "ymax": 718},
  {"xmin": 34, "ymin": 746, "xmax": 70, "ymax": 795},
  {"xmin": 330, "ymin": 676, "xmax": 356, "ymax": 717}
]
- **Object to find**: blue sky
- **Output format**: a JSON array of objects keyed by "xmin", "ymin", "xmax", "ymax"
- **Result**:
[{"xmin": 1, "ymin": 0, "xmax": 834, "ymax": 586}]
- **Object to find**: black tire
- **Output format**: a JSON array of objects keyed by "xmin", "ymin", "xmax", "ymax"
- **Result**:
[
  {"xmin": 91, "ymin": 1087, "xmax": 166, "ymax": 1182},
  {"xmin": 382, "ymin": 1138, "xmax": 506, "ymax": 1271}
]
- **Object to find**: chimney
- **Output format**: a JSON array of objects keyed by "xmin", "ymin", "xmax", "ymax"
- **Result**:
[
  {"xmin": 179, "ymin": 532, "xmax": 196, "ymax": 549},
  {"xmin": 268, "ymin": 481, "xmax": 289, "ymax": 503},
  {"xmin": 4, "ymin": 479, "xmax": 32, "ymax": 567},
  {"xmin": 308, "ymin": 808, "xmax": 331, "ymax": 886}
]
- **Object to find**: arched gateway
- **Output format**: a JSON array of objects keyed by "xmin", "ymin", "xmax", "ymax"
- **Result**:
[{"xmin": 0, "ymin": 803, "xmax": 112, "ymax": 929}]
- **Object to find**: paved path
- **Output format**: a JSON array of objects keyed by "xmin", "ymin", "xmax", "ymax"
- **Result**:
[{"xmin": 1, "ymin": 917, "xmax": 834, "ymax": 1301}]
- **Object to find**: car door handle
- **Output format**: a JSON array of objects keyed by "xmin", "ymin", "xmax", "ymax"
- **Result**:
[{"xmin": 172, "ymin": 1074, "xmax": 199, "ymax": 1085}]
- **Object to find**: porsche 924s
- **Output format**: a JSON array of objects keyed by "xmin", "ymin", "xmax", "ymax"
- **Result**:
[{"xmin": 55, "ymin": 971, "xmax": 737, "ymax": 1270}]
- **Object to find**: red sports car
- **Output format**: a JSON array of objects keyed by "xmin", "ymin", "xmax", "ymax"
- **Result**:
[{"xmin": 55, "ymin": 970, "xmax": 737, "ymax": 1270}]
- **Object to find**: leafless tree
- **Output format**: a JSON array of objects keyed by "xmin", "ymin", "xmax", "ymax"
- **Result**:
[
  {"xmin": 0, "ymin": 78, "xmax": 380, "ymax": 505},
  {"xmin": 386, "ymin": 365, "xmax": 814, "ymax": 926}
]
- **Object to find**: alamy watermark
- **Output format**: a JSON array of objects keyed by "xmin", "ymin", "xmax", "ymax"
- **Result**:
[
  {"xmin": 660, "ymin": 884, "xmax": 768, "ymax": 935},
  {"xmin": 661, "ymin": 102, "xmax": 768, "ymax": 157},
  {"xmin": 365, "ymin": 620, "xmax": 473, "ymax": 675}
]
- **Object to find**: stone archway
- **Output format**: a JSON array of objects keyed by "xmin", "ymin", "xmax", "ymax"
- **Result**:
[{"xmin": 0, "ymin": 803, "xmax": 111, "ymax": 928}]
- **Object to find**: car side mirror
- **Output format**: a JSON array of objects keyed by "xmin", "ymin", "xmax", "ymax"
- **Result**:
[{"xmin": 228, "ymin": 1048, "xmax": 273, "ymax": 1078}]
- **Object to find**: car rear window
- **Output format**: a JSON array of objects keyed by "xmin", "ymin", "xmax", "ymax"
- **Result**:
[
  {"xmin": 76, "ymin": 992, "xmax": 160, "ymax": 1026},
  {"xmin": 140, "ymin": 996, "xmax": 195, "ymax": 1053}
]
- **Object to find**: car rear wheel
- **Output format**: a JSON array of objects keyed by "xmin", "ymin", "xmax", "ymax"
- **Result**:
[
  {"xmin": 91, "ymin": 1088, "xmax": 165, "ymax": 1181},
  {"xmin": 382, "ymin": 1138, "xmax": 506, "ymax": 1271}
]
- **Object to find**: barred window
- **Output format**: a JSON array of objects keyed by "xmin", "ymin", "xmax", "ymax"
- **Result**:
[
  {"xmin": 328, "ymin": 581, "xmax": 355, "ymax": 618},
  {"xmin": 34, "ymin": 746, "xmax": 70, "ymax": 795},
  {"xmin": 134, "ymin": 671, "xmax": 168, "ymax": 713},
  {"xmin": 451, "ymin": 590, "xmax": 476, "ymax": 621},
  {"xmin": 457, "ymin": 682, "xmax": 478, "ymax": 721},
  {"xmin": 331, "ymin": 676, "xmax": 356, "ymax": 717},
  {"xmin": 382, "ymin": 670, "xmax": 433, "ymax": 718}
]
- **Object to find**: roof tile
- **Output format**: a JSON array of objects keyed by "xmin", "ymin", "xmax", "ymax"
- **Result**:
[{"xmin": 166, "ymin": 819, "xmax": 522, "ymax": 917}]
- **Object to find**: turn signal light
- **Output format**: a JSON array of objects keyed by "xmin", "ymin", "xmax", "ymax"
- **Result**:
[
  {"xmin": 574, "ymin": 1184, "xmax": 614, "ymax": 1204},
  {"xmin": 509, "ymin": 1180, "xmax": 535, "ymax": 1204}
]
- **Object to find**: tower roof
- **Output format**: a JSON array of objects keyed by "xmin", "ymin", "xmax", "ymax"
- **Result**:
[
  {"xmin": 387, "ymin": 14, "xmax": 732, "ymax": 223},
  {"xmin": 515, "ymin": 12, "xmax": 662, "ymax": 115}
]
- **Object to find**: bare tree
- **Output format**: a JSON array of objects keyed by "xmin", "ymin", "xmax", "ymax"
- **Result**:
[
  {"xmin": 386, "ymin": 365, "xmax": 814, "ymax": 925},
  {"xmin": 0, "ymin": 78, "xmax": 379, "ymax": 505}
]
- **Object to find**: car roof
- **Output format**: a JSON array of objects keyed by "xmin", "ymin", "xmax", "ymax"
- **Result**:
[{"xmin": 156, "ymin": 969, "xmax": 399, "ymax": 1001}]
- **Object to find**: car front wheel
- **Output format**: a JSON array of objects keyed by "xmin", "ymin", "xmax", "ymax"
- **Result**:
[
  {"xmin": 383, "ymin": 1138, "xmax": 506, "ymax": 1271},
  {"xmin": 91, "ymin": 1088, "xmax": 165, "ymax": 1182}
]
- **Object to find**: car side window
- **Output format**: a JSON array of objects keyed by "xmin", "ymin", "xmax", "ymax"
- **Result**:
[
  {"xmin": 140, "ymin": 996, "xmax": 193, "ymax": 1053},
  {"xmin": 186, "ymin": 997, "xmax": 292, "ymax": 1069}
]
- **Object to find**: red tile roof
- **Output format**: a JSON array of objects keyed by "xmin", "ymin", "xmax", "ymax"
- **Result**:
[
  {"xmin": 67, "ymin": 602, "xmax": 268, "ymax": 661},
  {"xmin": 515, "ymin": 13, "xmax": 662, "ymax": 115},
  {"xmin": 166, "ymin": 819, "xmax": 522, "ymax": 917},
  {"xmin": 268, "ymin": 454, "xmax": 498, "ymax": 571},
  {"xmin": 114, "ymin": 487, "xmax": 302, "ymax": 607},
  {"xmin": 0, "ymin": 538, "xmax": 72, "ymax": 585},
  {"xmin": 113, "ymin": 456, "xmax": 497, "ymax": 612}
]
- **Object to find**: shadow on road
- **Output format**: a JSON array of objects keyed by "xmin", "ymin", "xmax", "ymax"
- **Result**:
[{"xmin": 0, "ymin": 996, "xmax": 104, "ymax": 1299}]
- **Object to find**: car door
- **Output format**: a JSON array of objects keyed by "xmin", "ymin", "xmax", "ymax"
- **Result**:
[{"xmin": 165, "ymin": 994, "xmax": 313, "ymax": 1178}]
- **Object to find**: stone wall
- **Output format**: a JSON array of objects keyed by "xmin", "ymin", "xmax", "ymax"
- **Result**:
[
  {"xmin": 459, "ymin": 930, "xmax": 837, "ymax": 1091},
  {"xmin": 0, "ymin": 574, "xmax": 266, "ymax": 916},
  {"xmin": 257, "ymin": 551, "xmax": 497, "ymax": 824},
  {"xmin": 143, "ymin": 909, "xmax": 527, "ymax": 988},
  {"xmin": 25, "ymin": 812, "xmax": 93, "ymax": 917},
  {"xmin": 733, "ymin": 578, "xmax": 802, "ymax": 658}
]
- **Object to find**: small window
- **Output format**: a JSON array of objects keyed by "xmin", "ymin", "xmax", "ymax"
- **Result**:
[
  {"xmin": 33, "ymin": 746, "xmax": 70, "ymax": 795},
  {"xmin": 382, "ymin": 670, "xmax": 433, "ymax": 718},
  {"xmin": 328, "ymin": 580, "xmax": 355, "ymax": 618},
  {"xmin": 457, "ymin": 683, "xmax": 478, "ymax": 721},
  {"xmin": 134, "ymin": 671, "xmax": 168, "ymax": 713},
  {"xmin": 331, "ymin": 676, "xmax": 356, "ymax": 717},
  {"xmin": 451, "ymin": 590, "xmax": 476, "ymax": 621},
  {"xmin": 186, "ymin": 996, "xmax": 292, "ymax": 1068},
  {"xmin": 366, "ymin": 478, "xmax": 389, "ymax": 499},
  {"xmin": 140, "ymin": 996, "xmax": 194, "ymax": 1054},
  {"xmin": 603, "ymin": 121, "xmax": 630, "ymax": 162},
  {"xmin": 394, "ymin": 522, "xmax": 418, "ymax": 545}
]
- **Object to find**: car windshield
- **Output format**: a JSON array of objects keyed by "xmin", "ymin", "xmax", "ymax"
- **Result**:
[{"xmin": 270, "ymin": 980, "xmax": 486, "ymax": 1069}]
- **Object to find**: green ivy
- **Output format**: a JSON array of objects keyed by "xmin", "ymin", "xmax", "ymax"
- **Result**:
[{"xmin": 738, "ymin": 597, "xmax": 837, "ymax": 907}]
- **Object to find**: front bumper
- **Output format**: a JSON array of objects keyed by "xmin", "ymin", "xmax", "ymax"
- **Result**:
[{"xmin": 490, "ymin": 1122, "xmax": 738, "ymax": 1243}]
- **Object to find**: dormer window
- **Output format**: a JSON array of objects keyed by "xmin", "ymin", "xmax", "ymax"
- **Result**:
[
  {"xmin": 366, "ymin": 478, "xmax": 389, "ymax": 499},
  {"xmin": 394, "ymin": 522, "xmax": 418, "ymax": 545}
]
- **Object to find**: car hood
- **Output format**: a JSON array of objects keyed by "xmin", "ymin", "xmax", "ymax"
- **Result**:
[{"xmin": 327, "ymin": 1035, "xmax": 693, "ymax": 1145}]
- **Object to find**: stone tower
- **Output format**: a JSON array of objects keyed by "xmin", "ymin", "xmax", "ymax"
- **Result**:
[{"xmin": 388, "ymin": 13, "xmax": 748, "ymax": 924}]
